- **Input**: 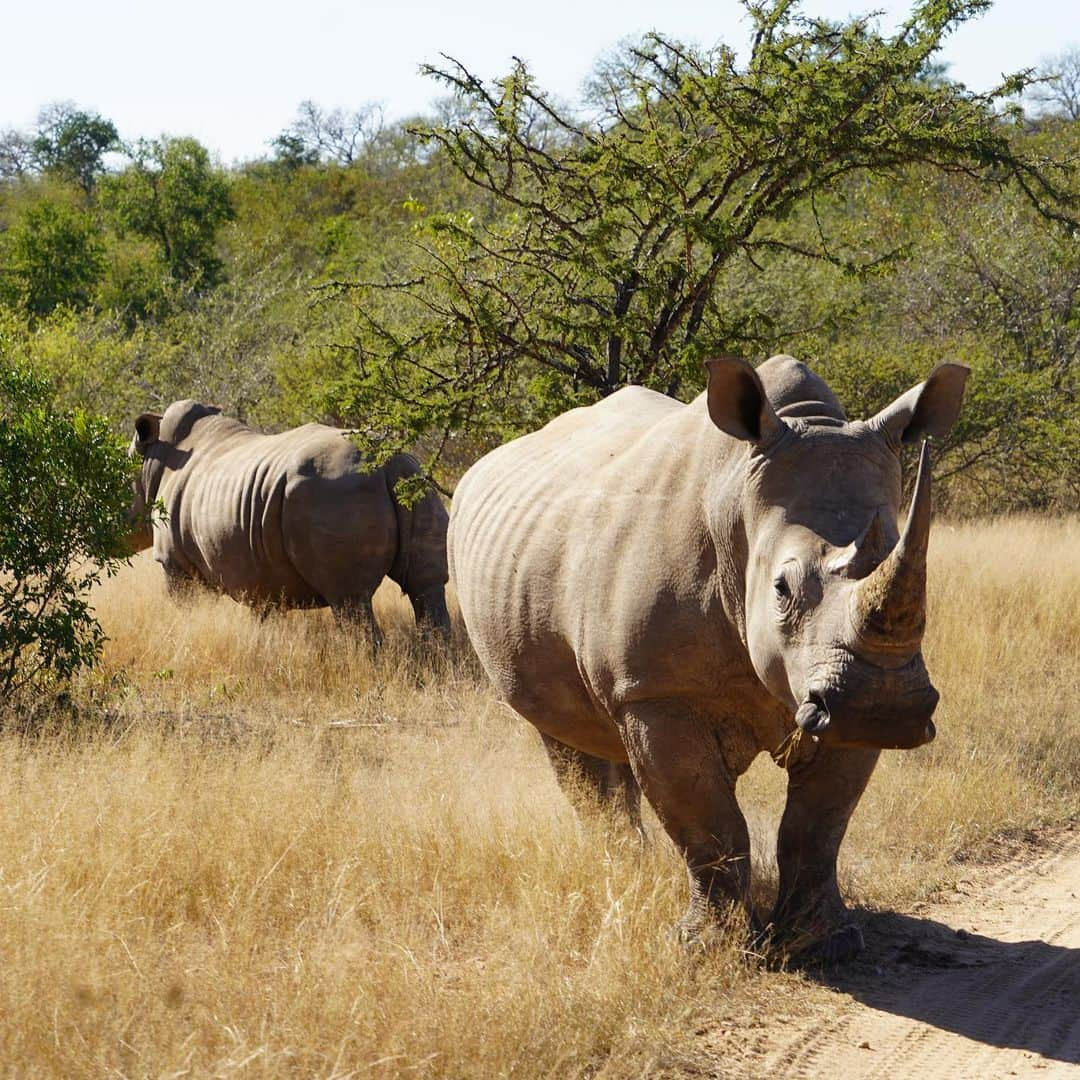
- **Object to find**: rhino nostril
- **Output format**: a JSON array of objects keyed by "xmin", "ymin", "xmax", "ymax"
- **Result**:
[{"xmin": 795, "ymin": 692, "xmax": 831, "ymax": 734}]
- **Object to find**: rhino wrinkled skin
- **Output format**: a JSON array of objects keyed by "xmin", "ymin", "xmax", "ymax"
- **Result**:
[
  {"xmin": 129, "ymin": 400, "xmax": 450, "ymax": 641},
  {"xmin": 449, "ymin": 354, "xmax": 968, "ymax": 960}
]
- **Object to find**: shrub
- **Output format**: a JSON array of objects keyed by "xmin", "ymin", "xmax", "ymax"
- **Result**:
[
  {"xmin": 0, "ymin": 352, "xmax": 133, "ymax": 699},
  {"xmin": 0, "ymin": 199, "xmax": 105, "ymax": 316}
]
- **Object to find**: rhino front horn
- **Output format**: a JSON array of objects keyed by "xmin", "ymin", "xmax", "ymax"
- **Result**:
[{"xmin": 853, "ymin": 440, "xmax": 932, "ymax": 652}]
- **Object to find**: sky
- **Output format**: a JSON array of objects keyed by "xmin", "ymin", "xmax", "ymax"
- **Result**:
[{"xmin": 2, "ymin": 0, "xmax": 1077, "ymax": 165}]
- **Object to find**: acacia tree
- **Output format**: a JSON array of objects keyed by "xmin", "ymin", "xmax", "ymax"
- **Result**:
[
  {"xmin": 330, "ymin": 0, "xmax": 1075, "ymax": 482},
  {"xmin": 0, "ymin": 129, "xmax": 34, "ymax": 180},
  {"xmin": 845, "ymin": 165, "xmax": 1079, "ymax": 506},
  {"xmin": 1030, "ymin": 47, "xmax": 1080, "ymax": 122}
]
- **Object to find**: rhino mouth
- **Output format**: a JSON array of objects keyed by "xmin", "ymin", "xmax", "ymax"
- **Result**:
[
  {"xmin": 795, "ymin": 692, "xmax": 831, "ymax": 735},
  {"xmin": 795, "ymin": 684, "xmax": 938, "ymax": 750}
]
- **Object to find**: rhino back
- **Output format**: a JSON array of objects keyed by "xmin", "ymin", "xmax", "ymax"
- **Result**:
[
  {"xmin": 157, "ymin": 421, "xmax": 396, "ymax": 604},
  {"xmin": 757, "ymin": 353, "xmax": 846, "ymax": 422},
  {"xmin": 451, "ymin": 387, "xmax": 752, "ymax": 755}
]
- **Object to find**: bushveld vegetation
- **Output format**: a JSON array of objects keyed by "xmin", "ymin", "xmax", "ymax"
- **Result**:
[
  {"xmin": 0, "ymin": 518, "xmax": 1072, "ymax": 1075},
  {"xmin": 0, "ymin": 1, "xmax": 1078, "ymax": 509}
]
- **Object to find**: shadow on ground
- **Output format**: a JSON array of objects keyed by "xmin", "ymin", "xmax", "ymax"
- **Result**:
[{"xmin": 804, "ymin": 909, "xmax": 1080, "ymax": 1067}]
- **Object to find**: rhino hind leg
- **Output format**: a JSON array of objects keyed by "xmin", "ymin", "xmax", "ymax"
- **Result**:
[
  {"xmin": 291, "ymin": 551, "xmax": 386, "ymax": 649},
  {"xmin": 619, "ymin": 701, "xmax": 757, "ymax": 943},
  {"xmin": 540, "ymin": 732, "xmax": 642, "ymax": 833},
  {"xmin": 770, "ymin": 743, "xmax": 880, "ymax": 963},
  {"xmin": 330, "ymin": 595, "xmax": 384, "ymax": 651}
]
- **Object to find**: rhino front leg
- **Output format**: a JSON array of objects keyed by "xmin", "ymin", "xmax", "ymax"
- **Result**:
[
  {"xmin": 540, "ymin": 732, "xmax": 642, "ymax": 833},
  {"xmin": 619, "ymin": 700, "xmax": 755, "ymax": 942},
  {"xmin": 161, "ymin": 562, "xmax": 198, "ymax": 604},
  {"xmin": 772, "ymin": 743, "xmax": 880, "ymax": 962}
]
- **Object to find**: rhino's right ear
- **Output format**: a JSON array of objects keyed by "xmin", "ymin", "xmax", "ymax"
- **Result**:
[
  {"xmin": 133, "ymin": 412, "xmax": 162, "ymax": 456},
  {"xmin": 704, "ymin": 356, "xmax": 783, "ymax": 446},
  {"xmin": 868, "ymin": 363, "xmax": 970, "ymax": 447}
]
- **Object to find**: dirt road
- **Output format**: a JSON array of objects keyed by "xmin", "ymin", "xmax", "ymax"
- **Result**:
[{"xmin": 725, "ymin": 826, "xmax": 1080, "ymax": 1078}]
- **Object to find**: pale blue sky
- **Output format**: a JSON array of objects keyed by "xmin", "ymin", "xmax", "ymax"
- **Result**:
[{"xmin": 2, "ymin": 0, "xmax": 1076, "ymax": 164}]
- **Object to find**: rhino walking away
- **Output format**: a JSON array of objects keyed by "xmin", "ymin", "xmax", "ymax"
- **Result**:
[
  {"xmin": 449, "ymin": 354, "xmax": 968, "ymax": 961},
  {"xmin": 128, "ymin": 400, "xmax": 450, "ymax": 642}
]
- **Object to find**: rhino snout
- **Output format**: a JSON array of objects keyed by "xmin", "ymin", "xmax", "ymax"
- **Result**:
[{"xmin": 797, "ymin": 675, "xmax": 938, "ymax": 751}]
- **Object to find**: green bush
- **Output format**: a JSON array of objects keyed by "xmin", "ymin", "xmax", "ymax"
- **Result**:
[
  {"xmin": 0, "ymin": 198, "xmax": 105, "ymax": 316},
  {"xmin": 0, "ymin": 352, "xmax": 133, "ymax": 699},
  {"xmin": 94, "ymin": 238, "xmax": 172, "ymax": 328},
  {"xmin": 100, "ymin": 136, "xmax": 234, "ymax": 287},
  {"xmin": 813, "ymin": 338, "xmax": 1080, "ymax": 512}
]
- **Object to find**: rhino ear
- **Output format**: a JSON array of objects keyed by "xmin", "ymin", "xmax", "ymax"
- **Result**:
[
  {"xmin": 133, "ymin": 412, "xmax": 162, "ymax": 456},
  {"xmin": 704, "ymin": 356, "xmax": 783, "ymax": 446},
  {"xmin": 868, "ymin": 363, "xmax": 970, "ymax": 447}
]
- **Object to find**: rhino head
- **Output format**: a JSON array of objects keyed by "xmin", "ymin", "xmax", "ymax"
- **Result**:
[
  {"xmin": 125, "ymin": 411, "xmax": 164, "ymax": 553},
  {"xmin": 126, "ymin": 402, "xmax": 216, "ymax": 553},
  {"xmin": 706, "ymin": 355, "xmax": 969, "ymax": 751}
]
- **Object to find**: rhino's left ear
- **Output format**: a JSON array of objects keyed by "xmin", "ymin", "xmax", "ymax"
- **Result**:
[
  {"xmin": 868, "ymin": 363, "xmax": 970, "ymax": 447},
  {"xmin": 704, "ymin": 356, "xmax": 783, "ymax": 446},
  {"xmin": 133, "ymin": 412, "xmax": 162, "ymax": 457}
]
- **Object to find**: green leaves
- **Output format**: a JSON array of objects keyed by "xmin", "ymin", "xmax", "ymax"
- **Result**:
[
  {"xmin": 30, "ymin": 104, "xmax": 119, "ymax": 194},
  {"xmin": 0, "ymin": 354, "xmax": 134, "ymax": 699}
]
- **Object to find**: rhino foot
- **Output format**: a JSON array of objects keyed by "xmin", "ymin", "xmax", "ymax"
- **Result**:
[
  {"xmin": 788, "ymin": 922, "xmax": 865, "ymax": 966},
  {"xmin": 674, "ymin": 904, "xmax": 765, "ymax": 955},
  {"xmin": 754, "ymin": 917, "xmax": 865, "ymax": 967}
]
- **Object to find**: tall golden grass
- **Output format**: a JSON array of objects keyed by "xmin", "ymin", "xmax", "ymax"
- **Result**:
[{"xmin": 0, "ymin": 516, "xmax": 1075, "ymax": 1076}]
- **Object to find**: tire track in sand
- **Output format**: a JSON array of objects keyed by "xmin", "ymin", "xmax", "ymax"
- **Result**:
[{"xmin": 752, "ymin": 827, "xmax": 1080, "ymax": 1079}]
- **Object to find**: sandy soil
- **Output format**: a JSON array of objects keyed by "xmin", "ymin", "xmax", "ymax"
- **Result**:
[{"xmin": 704, "ymin": 825, "xmax": 1080, "ymax": 1078}]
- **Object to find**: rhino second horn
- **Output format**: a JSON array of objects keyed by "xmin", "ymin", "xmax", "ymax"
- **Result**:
[
  {"xmin": 852, "ymin": 440, "xmax": 932, "ymax": 651},
  {"xmin": 828, "ymin": 508, "xmax": 891, "ymax": 579}
]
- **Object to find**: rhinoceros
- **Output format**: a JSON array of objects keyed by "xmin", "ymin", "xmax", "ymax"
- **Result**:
[
  {"xmin": 129, "ymin": 400, "xmax": 450, "ymax": 641},
  {"xmin": 449, "ymin": 354, "xmax": 968, "ymax": 960}
]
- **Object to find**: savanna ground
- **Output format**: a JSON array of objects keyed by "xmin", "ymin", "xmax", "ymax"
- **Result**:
[{"xmin": 0, "ymin": 517, "xmax": 1076, "ymax": 1076}]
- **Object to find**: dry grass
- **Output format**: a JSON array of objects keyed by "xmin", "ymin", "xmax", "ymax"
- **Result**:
[{"xmin": 0, "ymin": 516, "xmax": 1076, "ymax": 1076}]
